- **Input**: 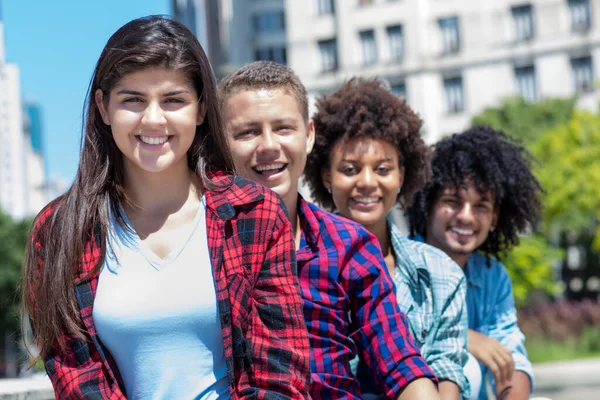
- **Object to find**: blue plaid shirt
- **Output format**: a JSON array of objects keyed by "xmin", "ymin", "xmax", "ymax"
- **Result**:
[
  {"xmin": 463, "ymin": 251, "xmax": 534, "ymax": 400},
  {"xmin": 388, "ymin": 220, "xmax": 469, "ymax": 398}
]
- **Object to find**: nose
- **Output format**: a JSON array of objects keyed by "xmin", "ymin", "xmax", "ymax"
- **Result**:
[
  {"xmin": 456, "ymin": 202, "xmax": 475, "ymax": 223},
  {"xmin": 356, "ymin": 168, "xmax": 377, "ymax": 190},
  {"xmin": 257, "ymin": 129, "xmax": 281, "ymax": 154},
  {"xmin": 141, "ymin": 101, "xmax": 167, "ymax": 126}
]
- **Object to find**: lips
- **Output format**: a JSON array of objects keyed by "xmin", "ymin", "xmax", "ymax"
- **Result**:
[
  {"xmin": 252, "ymin": 163, "xmax": 287, "ymax": 178},
  {"xmin": 450, "ymin": 227, "xmax": 474, "ymax": 236},
  {"xmin": 136, "ymin": 135, "xmax": 171, "ymax": 145}
]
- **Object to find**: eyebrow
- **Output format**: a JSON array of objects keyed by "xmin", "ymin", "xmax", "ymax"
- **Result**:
[
  {"xmin": 341, "ymin": 156, "xmax": 393, "ymax": 162},
  {"xmin": 115, "ymin": 89, "xmax": 191, "ymax": 96}
]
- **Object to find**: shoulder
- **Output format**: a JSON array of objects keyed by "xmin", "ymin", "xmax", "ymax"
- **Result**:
[
  {"xmin": 408, "ymin": 239, "xmax": 465, "ymax": 284},
  {"xmin": 468, "ymin": 251, "xmax": 511, "ymax": 287},
  {"xmin": 307, "ymin": 202, "xmax": 375, "ymax": 244},
  {"xmin": 30, "ymin": 198, "xmax": 63, "ymax": 242}
]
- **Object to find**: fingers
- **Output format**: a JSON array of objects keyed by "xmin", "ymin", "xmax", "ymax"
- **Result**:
[{"xmin": 490, "ymin": 347, "xmax": 514, "ymax": 387}]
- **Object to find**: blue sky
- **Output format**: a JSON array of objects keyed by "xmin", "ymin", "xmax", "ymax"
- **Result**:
[{"xmin": 3, "ymin": 0, "xmax": 171, "ymax": 183}]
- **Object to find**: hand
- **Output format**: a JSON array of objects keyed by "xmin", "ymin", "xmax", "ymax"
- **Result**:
[{"xmin": 468, "ymin": 329, "xmax": 514, "ymax": 389}]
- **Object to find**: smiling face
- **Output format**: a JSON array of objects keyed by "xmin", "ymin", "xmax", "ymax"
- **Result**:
[
  {"xmin": 95, "ymin": 67, "xmax": 204, "ymax": 176},
  {"xmin": 224, "ymin": 88, "xmax": 315, "ymax": 213},
  {"xmin": 426, "ymin": 180, "xmax": 499, "ymax": 267},
  {"xmin": 323, "ymin": 137, "xmax": 404, "ymax": 232}
]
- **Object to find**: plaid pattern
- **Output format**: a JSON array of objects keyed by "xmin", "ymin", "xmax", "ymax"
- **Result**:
[
  {"xmin": 388, "ymin": 221, "xmax": 469, "ymax": 397},
  {"xmin": 463, "ymin": 251, "xmax": 534, "ymax": 400},
  {"xmin": 296, "ymin": 197, "xmax": 436, "ymax": 399},
  {"xmin": 34, "ymin": 173, "xmax": 311, "ymax": 399}
]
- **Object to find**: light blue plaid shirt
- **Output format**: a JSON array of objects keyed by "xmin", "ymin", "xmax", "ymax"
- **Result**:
[
  {"xmin": 463, "ymin": 251, "xmax": 535, "ymax": 400},
  {"xmin": 391, "ymin": 220, "xmax": 470, "ymax": 398}
]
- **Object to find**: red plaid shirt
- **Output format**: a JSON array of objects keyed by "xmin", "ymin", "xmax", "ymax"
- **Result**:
[{"xmin": 31, "ymin": 174, "xmax": 311, "ymax": 399}]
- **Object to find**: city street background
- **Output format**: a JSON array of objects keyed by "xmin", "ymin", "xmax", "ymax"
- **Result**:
[{"xmin": 1, "ymin": 0, "xmax": 599, "ymax": 398}]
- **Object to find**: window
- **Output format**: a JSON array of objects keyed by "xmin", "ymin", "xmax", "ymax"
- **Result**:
[
  {"xmin": 386, "ymin": 25, "xmax": 404, "ymax": 62},
  {"xmin": 512, "ymin": 4, "xmax": 535, "ymax": 41},
  {"xmin": 319, "ymin": 39, "xmax": 338, "ymax": 72},
  {"xmin": 317, "ymin": 0, "xmax": 334, "ymax": 15},
  {"xmin": 252, "ymin": 11, "xmax": 285, "ymax": 34},
  {"xmin": 254, "ymin": 47, "xmax": 287, "ymax": 64},
  {"xmin": 390, "ymin": 82, "xmax": 407, "ymax": 99},
  {"xmin": 443, "ymin": 76, "xmax": 465, "ymax": 113},
  {"xmin": 515, "ymin": 65, "xmax": 538, "ymax": 102},
  {"xmin": 439, "ymin": 17, "xmax": 460, "ymax": 55},
  {"xmin": 571, "ymin": 56, "xmax": 594, "ymax": 93},
  {"xmin": 359, "ymin": 30, "xmax": 377, "ymax": 66},
  {"xmin": 568, "ymin": 0, "xmax": 591, "ymax": 32}
]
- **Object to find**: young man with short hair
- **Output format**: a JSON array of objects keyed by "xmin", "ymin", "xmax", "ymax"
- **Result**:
[
  {"xmin": 407, "ymin": 127, "xmax": 542, "ymax": 400},
  {"xmin": 220, "ymin": 61, "xmax": 439, "ymax": 400}
]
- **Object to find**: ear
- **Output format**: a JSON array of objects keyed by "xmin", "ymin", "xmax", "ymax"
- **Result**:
[
  {"xmin": 306, "ymin": 119, "xmax": 316, "ymax": 155},
  {"xmin": 197, "ymin": 99, "xmax": 207, "ymax": 126},
  {"xmin": 321, "ymin": 169, "xmax": 332, "ymax": 192},
  {"xmin": 491, "ymin": 208, "xmax": 500, "ymax": 231},
  {"xmin": 398, "ymin": 166, "xmax": 406, "ymax": 193},
  {"xmin": 95, "ymin": 89, "xmax": 111, "ymax": 125}
]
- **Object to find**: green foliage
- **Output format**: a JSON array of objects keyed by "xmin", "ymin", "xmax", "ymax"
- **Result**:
[
  {"xmin": 530, "ymin": 111, "xmax": 600, "ymax": 250},
  {"xmin": 503, "ymin": 234, "xmax": 563, "ymax": 308},
  {"xmin": 0, "ymin": 211, "xmax": 32, "ymax": 337},
  {"xmin": 472, "ymin": 96, "xmax": 576, "ymax": 144}
]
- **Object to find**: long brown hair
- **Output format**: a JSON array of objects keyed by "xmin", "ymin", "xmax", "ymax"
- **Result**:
[{"xmin": 22, "ymin": 15, "xmax": 235, "ymax": 359}]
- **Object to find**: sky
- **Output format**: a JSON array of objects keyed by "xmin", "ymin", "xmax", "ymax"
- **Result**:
[{"xmin": 3, "ymin": 0, "xmax": 171, "ymax": 184}]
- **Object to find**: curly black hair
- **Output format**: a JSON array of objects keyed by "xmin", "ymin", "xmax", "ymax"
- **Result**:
[
  {"xmin": 305, "ymin": 77, "xmax": 430, "ymax": 210},
  {"xmin": 406, "ymin": 125, "xmax": 543, "ymax": 259}
]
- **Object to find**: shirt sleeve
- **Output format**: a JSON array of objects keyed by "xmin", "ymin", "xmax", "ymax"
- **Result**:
[
  {"xmin": 484, "ymin": 264, "xmax": 535, "ymax": 394},
  {"xmin": 44, "ymin": 336, "xmax": 126, "ymax": 400},
  {"xmin": 243, "ymin": 198, "xmax": 311, "ymax": 399},
  {"xmin": 347, "ymin": 229, "xmax": 437, "ymax": 399},
  {"xmin": 424, "ymin": 263, "xmax": 471, "ymax": 399}
]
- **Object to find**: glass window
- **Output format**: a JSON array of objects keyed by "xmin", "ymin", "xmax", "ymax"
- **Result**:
[
  {"xmin": 390, "ymin": 82, "xmax": 407, "ymax": 99},
  {"xmin": 571, "ymin": 56, "xmax": 594, "ymax": 93},
  {"xmin": 359, "ymin": 30, "xmax": 377, "ymax": 66},
  {"xmin": 568, "ymin": 0, "xmax": 591, "ymax": 31},
  {"xmin": 512, "ymin": 4, "xmax": 535, "ymax": 41},
  {"xmin": 319, "ymin": 39, "xmax": 338, "ymax": 72},
  {"xmin": 317, "ymin": 0, "xmax": 334, "ymax": 15},
  {"xmin": 386, "ymin": 25, "xmax": 404, "ymax": 62},
  {"xmin": 515, "ymin": 65, "xmax": 538, "ymax": 102},
  {"xmin": 439, "ymin": 17, "xmax": 460, "ymax": 55},
  {"xmin": 443, "ymin": 76, "xmax": 465, "ymax": 113},
  {"xmin": 254, "ymin": 47, "xmax": 288, "ymax": 64},
  {"xmin": 252, "ymin": 11, "xmax": 285, "ymax": 34}
]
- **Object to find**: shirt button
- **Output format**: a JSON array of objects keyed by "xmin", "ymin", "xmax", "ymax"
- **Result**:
[
  {"xmin": 421, "ymin": 329, "xmax": 428, "ymax": 338},
  {"xmin": 222, "ymin": 313, "xmax": 230, "ymax": 324}
]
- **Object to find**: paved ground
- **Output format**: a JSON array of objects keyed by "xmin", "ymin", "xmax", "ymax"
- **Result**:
[{"xmin": 531, "ymin": 358, "xmax": 600, "ymax": 400}]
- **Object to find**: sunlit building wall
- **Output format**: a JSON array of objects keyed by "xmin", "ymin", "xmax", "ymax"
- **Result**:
[{"xmin": 286, "ymin": 0, "xmax": 600, "ymax": 143}]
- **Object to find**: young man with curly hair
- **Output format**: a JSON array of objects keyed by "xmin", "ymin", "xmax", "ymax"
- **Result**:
[
  {"xmin": 305, "ymin": 77, "xmax": 470, "ymax": 400},
  {"xmin": 406, "ymin": 127, "xmax": 543, "ymax": 400},
  {"xmin": 219, "ymin": 61, "xmax": 439, "ymax": 400}
]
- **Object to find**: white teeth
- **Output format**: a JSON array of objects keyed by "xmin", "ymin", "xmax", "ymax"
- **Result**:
[
  {"xmin": 353, "ymin": 197, "xmax": 379, "ymax": 204},
  {"xmin": 139, "ymin": 136, "xmax": 169, "ymax": 145},
  {"xmin": 452, "ymin": 227, "xmax": 474, "ymax": 236},
  {"xmin": 254, "ymin": 163, "xmax": 285, "ymax": 172}
]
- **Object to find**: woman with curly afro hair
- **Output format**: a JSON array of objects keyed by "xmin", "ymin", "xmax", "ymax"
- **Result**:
[
  {"xmin": 406, "ymin": 126, "xmax": 544, "ymax": 400},
  {"xmin": 306, "ymin": 77, "xmax": 470, "ymax": 400}
]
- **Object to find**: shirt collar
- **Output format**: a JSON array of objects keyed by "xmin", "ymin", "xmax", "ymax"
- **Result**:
[
  {"xmin": 464, "ymin": 252, "xmax": 487, "ymax": 289},
  {"xmin": 203, "ymin": 172, "xmax": 264, "ymax": 221},
  {"xmin": 388, "ymin": 215, "xmax": 428, "ymax": 285}
]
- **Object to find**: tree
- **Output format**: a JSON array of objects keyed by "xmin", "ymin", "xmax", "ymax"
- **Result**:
[
  {"xmin": 531, "ymin": 111, "xmax": 600, "ymax": 251},
  {"xmin": 472, "ymin": 96, "xmax": 576, "ymax": 145},
  {"xmin": 0, "ymin": 212, "xmax": 31, "ymax": 339}
]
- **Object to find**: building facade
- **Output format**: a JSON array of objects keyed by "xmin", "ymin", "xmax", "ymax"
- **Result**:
[
  {"xmin": 172, "ymin": 0, "xmax": 287, "ymax": 78},
  {"xmin": 0, "ymin": 14, "xmax": 28, "ymax": 220},
  {"xmin": 286, "ymin": 0, "xmax": 600, "ymax": 143}
]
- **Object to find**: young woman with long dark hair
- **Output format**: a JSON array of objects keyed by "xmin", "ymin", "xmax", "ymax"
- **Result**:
[{"xmin": 22, "ymin": 15, "xmax": 310, "ymax": 399}]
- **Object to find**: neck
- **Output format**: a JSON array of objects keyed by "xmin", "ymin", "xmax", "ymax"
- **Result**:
[
  {"xmin": 122, "ymin": 158, "xmax": 201, "ymax": 216},
  {"xmin": 451, "ymin": 254, "xmax": 470, "ymax": 269},
  {"xmin": 366, "ymin": 219, "xmax": 391, "ymax": 257}
]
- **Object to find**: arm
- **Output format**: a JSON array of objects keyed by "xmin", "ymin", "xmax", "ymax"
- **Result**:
[
  {"xmin": 498, "ymin": 371, "xmax": 531, "ymax": 400},
  {"xmin": 424, "ymin": 264, "xmax": 470, "ymax": 400},
  {"xmin": 44, "ymin": 336, "xmax": 126, "ymax": 400},
  {"xmin": 243, "ymin": 202, "xmax": 311, "ymax": 399},
  {"xmin": 398, "ymin": 377, "xmax": 440, "ymax": 400},
  {"xmin": 475, "ymin": 265, "xmax": 534, "ymax": 398},
  {"xmin": 348, "ymin": 230, "xmax": 437, "ymax": 399}
]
